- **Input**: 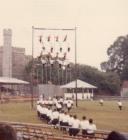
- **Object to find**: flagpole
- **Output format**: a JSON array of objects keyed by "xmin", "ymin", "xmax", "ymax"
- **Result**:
[
  {"xmin": 31, "ymin": 26, "xmax": 34, "ymax": 109},
  {"xmin": 75, "ymin": 27, "xmax": 78, "ymax": 107}
]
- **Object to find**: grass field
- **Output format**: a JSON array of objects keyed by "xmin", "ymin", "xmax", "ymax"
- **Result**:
[{"xmin": 0, "ymin": 100, "xmax": 128, "ymax": 133}]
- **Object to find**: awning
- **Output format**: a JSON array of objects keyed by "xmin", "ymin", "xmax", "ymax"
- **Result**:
[
  {"xmin": 61, "ymin": 79, "xmax": 97, "ymax": 89},
  {"xmin": 0, "ymin": 77, "xmax": 29, "ymax": 85}
]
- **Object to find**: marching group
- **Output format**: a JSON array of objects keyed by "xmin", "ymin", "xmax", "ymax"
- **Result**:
[{"xmin": 36, "ymin": 97, "xmax": 97, "ymax": 137}]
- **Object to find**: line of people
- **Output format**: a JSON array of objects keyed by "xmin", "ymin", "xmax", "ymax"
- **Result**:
[{"xmin": 37, "ymin": 98, "xmax": 97, "ymax": 137}]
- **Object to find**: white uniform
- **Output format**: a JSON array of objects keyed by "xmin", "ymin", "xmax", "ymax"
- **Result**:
[
  {"xmin": 56, "ymin": 103, "xmax": 62, "ymax": 110},
  {"xmin": 68, "ymin": 116, "xmax": 74, "ymax": 126},
  {"xmin": 51, "ymin": 111, "xmax": 59, "ymax": 120},
  {"xmin": 72, "ymin": 119, "xmax": 80, "ymax": 129},
  {"xmin": 87, "ymin": 124, "xmax": 97, "ymax": 134},
  {"xmin": 80, "ymin": 120, "xmax": 89, "ymax": 130},
  {"xmin": 63, "ymin": 114, "xmax": 70, "ymax": 124},
  {"xmin": 118, "ymin": 101, "xmax": 122, "ymax": 106}
]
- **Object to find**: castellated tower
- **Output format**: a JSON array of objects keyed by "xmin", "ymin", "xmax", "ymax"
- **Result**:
[{"xmin": 2, "ymin": 29, "xmax": 12, "ymax": 77}]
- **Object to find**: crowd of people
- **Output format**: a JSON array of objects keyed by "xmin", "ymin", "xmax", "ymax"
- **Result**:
[{"xmin": 37, "ymin": 97, "xmax": 97, "ymax": 137}]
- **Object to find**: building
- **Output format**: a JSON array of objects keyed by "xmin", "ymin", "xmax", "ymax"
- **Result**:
[
  {"xmin": 0, "ymin": 29, "xmax": 32, "ymax": 80},
  {"xmin": 121, "ymin": 81, "xmax": 128, "ymax": 97},
  {"xmin": 61, "ymin": 79, "xmax": 97, "ymax": 100}
]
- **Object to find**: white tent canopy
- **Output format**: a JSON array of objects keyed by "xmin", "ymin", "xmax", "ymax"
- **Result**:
[
  {"xmin": 61, "ymin": 79, "xmax": 97, "ymax": 89},
  {"xmin": 0, "ymin": 77, "xmax": 29, "ymax": 85}
]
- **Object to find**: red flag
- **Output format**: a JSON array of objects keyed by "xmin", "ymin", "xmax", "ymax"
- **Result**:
[
  {"xmin": 63, "ymin": 35, "xmax": 67, "ymax": 42},
  {"xmin": 47, "ymin": 36, "xmax": 50, "ymax": 42}
]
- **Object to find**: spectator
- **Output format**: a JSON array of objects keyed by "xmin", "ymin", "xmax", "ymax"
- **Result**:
[
  {"xmin": 0, "ymin": 123, "xmax": 17, "ymax": 140},
  {"xmin": 106, "ymin": 131, "xmax": 128, "ymax": 140},
  {"xmin": 86, "ymin": 118, "xmax": 96, "ymax": 136},
  {"xmin": 50, "ymin": 109, "xmax": 59, "ymax": 125},
  {"xmin": 80, "ymin": 116, "xmax": 89, "ymax": 136},
  {"xmin": 69, "ymin": 115, "xmax": 80, "ymax": 136}
]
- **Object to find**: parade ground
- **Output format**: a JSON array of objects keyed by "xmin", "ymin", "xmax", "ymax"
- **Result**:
[{"xmin": 0, "ymin": 100, "xmax": 128, "ymax": 133}]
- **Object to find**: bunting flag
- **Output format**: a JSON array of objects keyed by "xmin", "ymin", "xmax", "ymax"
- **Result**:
[
  {"xmin": 55, "ymin": 36, "xmax": 59, "ymax": 42},
  {"xmin": 63, "ymin": 53, "xmax": 66, "ymax": 60},
  {"xmin": 39, "ymin": 36, "xmax": 42, "ymax": 43},
  {"xmin": 47, "ymin": 36, "xmax": 50, "ymax": 42},
  {"xmin": 67, "ymin": 47, "xmax": 70, "ymax": 52},
  {"xmin": 42, "ymin": 47, "xmax": 45, "ymax": 50},
  {"xmin": 60, "ymin": 47, "xmax": 62, "ymax": 52},
  {"xmin": 51, "ymin": 47, "xmax": 53, "ymax": 53},
  {"xmin": 59, "ymin": 63, "xmax": 62, "ymax": 68},
  {"xmin": 63, "ymin": 35, "xmax": 67, "ymax": 42}
]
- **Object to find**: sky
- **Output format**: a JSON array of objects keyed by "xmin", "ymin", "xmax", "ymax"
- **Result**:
[{"xmin": 0, "ymin": 0, "xmax": 128, "ymax": 69}]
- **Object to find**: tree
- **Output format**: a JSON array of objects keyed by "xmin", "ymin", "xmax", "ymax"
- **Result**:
[
  {"xmin": 78, "ymin": 64, "xmax": 120, "ymax": 95},
  {"xmin": 25, "ymin": 59, "xmax": 120, "ymax": 95},
  {"xmin": 101, "ymin": 35, "xmax": 128, "ymax": 77}
]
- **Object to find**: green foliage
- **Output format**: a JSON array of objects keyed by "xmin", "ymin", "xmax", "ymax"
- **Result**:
[
  {"xmin": 101, "ymin": 35, "xmax": 128, "ymax": 81},
  {"xmin": 78, "ymin": 64, "xmax": 120, "ymax": 95},
  {"xmin": 25, "ymin": 58, "xmax": 120, "ymax": 94}
]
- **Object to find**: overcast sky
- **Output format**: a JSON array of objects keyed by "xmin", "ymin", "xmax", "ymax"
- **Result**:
[{"xmin": 0, "ymin": 0, "xmax": 128, "ymax": 69}]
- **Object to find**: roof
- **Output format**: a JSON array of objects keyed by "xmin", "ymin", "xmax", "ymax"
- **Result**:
[
  {"xmin": 0, "ymin": 77, "xmax": 29, "ymax": 85},
  {"xmin": 60, "ymin": 79, "xmax": 97, "ymax": 89}
]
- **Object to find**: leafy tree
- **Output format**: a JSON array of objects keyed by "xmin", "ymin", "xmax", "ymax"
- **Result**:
[
  {"xmin": 101, "ymin": 35, "xmax": 128, "ymax": 77},
  {"xmin": 25, "ymin": 59, "xmax": 120, "ymax": 95},
  {"xmin": 78, "ymin": 64, "xmax": 120, "ymax": 95}
]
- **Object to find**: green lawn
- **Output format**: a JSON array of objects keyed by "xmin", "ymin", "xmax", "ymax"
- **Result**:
[{"xmin": 0, "ymin": 100, "xmax": 128, "ymax": 133}]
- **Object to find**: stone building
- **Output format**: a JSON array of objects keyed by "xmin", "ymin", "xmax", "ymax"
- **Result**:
[{"xmin": 0, "ymin": 29, "xmax": 32, "ymax": 80}]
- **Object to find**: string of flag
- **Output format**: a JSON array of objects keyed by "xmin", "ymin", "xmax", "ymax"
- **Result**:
[{"xmin": 37, "ymin": 34, "xmax": 71, "ymax": 68}]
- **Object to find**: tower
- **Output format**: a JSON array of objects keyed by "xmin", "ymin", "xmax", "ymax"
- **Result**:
[{"xmin": 2, "ymin": 29, "xmax": 12, "ymax": 77}]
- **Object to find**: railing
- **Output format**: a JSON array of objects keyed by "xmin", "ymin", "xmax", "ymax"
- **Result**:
[{"xmin": 0, "ymin": 121, "xmax": 109, "ymax": 140}]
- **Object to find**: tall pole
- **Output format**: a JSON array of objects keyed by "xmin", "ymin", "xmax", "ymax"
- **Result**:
[
  {"xmin": 31, "ymin": 26, "xmax": 34, "ymax": 109},
  {"xmin": 75, "ymin": 27, "xmax": 78, "ymax": 107}
]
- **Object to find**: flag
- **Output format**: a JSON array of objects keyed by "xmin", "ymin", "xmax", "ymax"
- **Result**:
[
  {"xmin": 47, "ymin": 36, "xmax": 50, "ymax": 42},
  {"xmin": 42, "ymin": 47, "xmax": 45, "ymax": 50},
  {"xmin": 68, "ymin": 47, "xmax": 70, "ymax": 52},
  {"xmin": 55, "ymin": 36, "xmax": 59, "ymax": 42},
  {"xmin": 63, "ymin": 35, "xmax": 67, "ymax": 42},
  {"xmin": 63, "ymin": 53, "xmax": 66, "ymax": 60},
  {"xmin": 51, "ymin": 47, "xmax": 53, "ymax": 53},
  {"xmin": 39, "ymin": 36, "xmax": 42, "ymax": 43},
  {"xmin": 60, "ymin": 47, "xmax": 62, "ymax": 52}
]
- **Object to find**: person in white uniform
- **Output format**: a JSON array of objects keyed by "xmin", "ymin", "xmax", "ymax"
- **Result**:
[
  {"xmin": 69, "ymin": 115, "xmax": 80, "ymax": 136},
  {"xmin": 118, "ymin": 100, "xmax": 122, "ymax": 110},
  {"xmin": 80, "ymin": 116, "xmax": 89, "ymax": 136},
  {"xmin": 86, "ymin": 118, "xmax": 97, "ymax": 136},
  {"xmin": 67, "ymin": 101, "xmax": 72, "ymax": 112},
  {"xmin": 50, "ymin": 109, "xmax": 59, "ymax": 125},
  {"xmin": 99, "ymin": 99, "xmax": 104, "ymax": 106}
]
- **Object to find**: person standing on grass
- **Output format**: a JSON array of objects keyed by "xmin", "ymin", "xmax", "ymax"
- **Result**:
[
  {"xmin": 118, "ymin": 100, "xmax": 123, "ymax": 110},
  {"xmin": 67, "ymin": 101, "xmax": 72, "ymax": 112},
  {"xmin": 99, "ymin": 99, "xmax": 104, "ymax": 106}
]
